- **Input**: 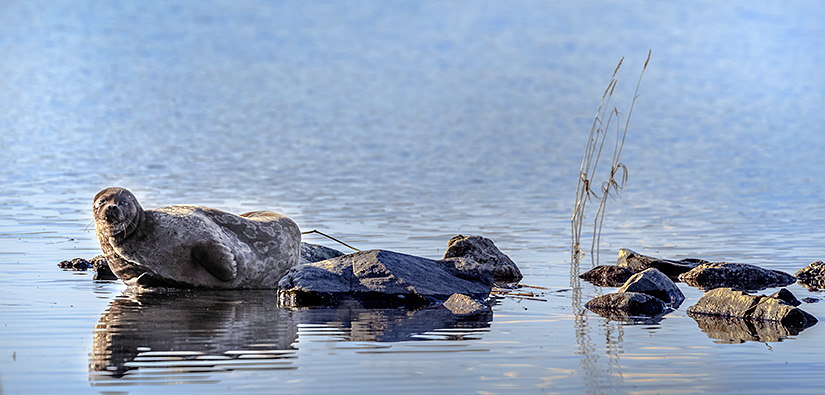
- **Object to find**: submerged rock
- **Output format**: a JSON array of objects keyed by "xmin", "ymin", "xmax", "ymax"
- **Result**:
[
  {"xmin": 585, "ymin": 292, "xmax": 667, "ymax": 318},
  {"xmin": 686, "ymin": 287, "xmax": 817, "ymax": 328},
  {"xmin": 300, "ymin": 242, "xmax": 345, "ymax": 264},
  {"xmin": 795, "ymin": 260, "xmax": 825, "ymax": 290},
  {"xmin": 579, "ymin": 265, "xmax": 634, "ymax": 287},
  {"xmin": 618, "ymin": 268, "xmax": 685, "ymax": 308},
  {"xmin": 616, "ymin": 249, "xmax": 706, "ymax": 279},
  {"xmin": 679, "ymin": 262, "xmax": 795, "ymax": 291},
  {"xmin": 443, "ymin": 234, "xmax": 522, "ymax": 284},
  {"xmin": 278, "ymin": 249, "xmax": 494, "ymax": 307}
]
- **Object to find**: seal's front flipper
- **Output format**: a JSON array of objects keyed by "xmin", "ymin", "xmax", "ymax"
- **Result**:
[{"xmin": 191, "ymin": 242, "xmax": 237, "ymax": 281}]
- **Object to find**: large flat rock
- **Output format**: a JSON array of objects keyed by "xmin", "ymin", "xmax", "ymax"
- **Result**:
[{"xmin": 278, "ymin": 249, "xmax": 494, "ymax": 307}]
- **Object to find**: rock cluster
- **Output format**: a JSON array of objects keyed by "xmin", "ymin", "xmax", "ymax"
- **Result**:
[
  {"xmin": 580, "ymin": 249, "xmax": 819, "ymax": 338},
  {"xmin": 585, "ymin": 268, "xmax": 682, "ymax": 319},
  {"xmin": 58, "ymin": 255, "xmax": 117, "ymax": 280}
]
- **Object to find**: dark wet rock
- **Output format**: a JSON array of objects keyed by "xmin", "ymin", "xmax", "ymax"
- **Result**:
[
  {"xmin": 769, "ymin": 288, "xmax": 801, "ymax": 307},
  {"xmin": 689, "ymin": 312, "xmax": 813, "ymax": 344},
  {"xmin": 802, "ymin": 297, "xmax": 821, "ymax": 304},
  {"xmin": 90, "ymin": 255, "xmax": 118, "ymax": 280},
  {"xmin": 443, "ymin": 293, "xmax": 489, "ymax": 316},
  {"xmin": 278, "ymin": 249, "xmax": 494, "ymax": 307},
  {"xmin": 678, "ymin": 262, "xmax": 795, "ymax": 291},
  {"xmin": 300, "ymin": 242, "xmax": 345, "ymax": 264},
  {"xmin": 616, "ymin": 249, "xmax": 706, "ymax": 280},
  {"xmin": 686, "ymin": 287, "xmax": 817, "ymax": 328},
  {"xmin": 618, "ymin": 268, "xmax": 685, "ymax": 308},
  {"xmin": 795, "ymin": 260, "xmax": 825, "ymax": 290},
  {"xmin": 443, "ymin": 234, "xmax": 522, "ymax": 284},
  {"xmin": 585, "ymin": 292, "xmax": 667, "ymax": 318},
  {"xmin": 579, "ymin": 265, "xmax": 634, "ymax": 287},
  {"xmin": 58, "ymin": 258, "xmax": 91, "ymax": 270}
]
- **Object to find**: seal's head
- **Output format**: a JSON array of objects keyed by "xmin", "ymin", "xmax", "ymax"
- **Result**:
[{"xmin": 93, "ymin": 187, "xmax": 144, "ymax": 240}]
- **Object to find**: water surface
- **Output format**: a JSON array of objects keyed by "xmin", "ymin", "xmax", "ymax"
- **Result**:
[{"xmin": 2, "ymin": 1, "xmax": 825, "ymax": 393}]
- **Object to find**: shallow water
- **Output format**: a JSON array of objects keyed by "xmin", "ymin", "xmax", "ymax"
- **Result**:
[{"xmin": 2, "ymin": 1, "xmax": 825, "ymax": 393}]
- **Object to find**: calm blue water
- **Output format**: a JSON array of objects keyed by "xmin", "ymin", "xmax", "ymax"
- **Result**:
[{"xmin": 2, "ymin": 1, "xmax": 825, "ymax": 393}]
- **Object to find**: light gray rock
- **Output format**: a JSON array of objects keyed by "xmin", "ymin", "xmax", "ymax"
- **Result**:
[
  {"xmin": 299, "ymin": 242, "xmax": 345, "ymax": 264},
  {"xmin": 617, "ymin": 249, "xmax": 706, "ymax": 280},
  {"xmin": 618, "ymin": 268, "xmax": 685, "ymax": 308},
  {"xmin": 795, "ymin": 260, "xmax": 825, "ymax": 290},
  {"xmin": 278, "ymin": 249, "xmax": 494, "ymax": 307},
  {"xmin": 585, "ymin": 292, "xmax": 667, "ymax": 318},
  {"xmin": 678, "ymin": 262, "xmax": 795, "ymax": 291},
  {"xmin": 686, "ymin": 287, "xmax": 817, "ymax": 328},
  {"xmin": 443, "ymin": 235, "xmax": 522, "ymax": 284},
  {"xmin": 579, "ymin": 265, "xmax": 634, "ymax": 287},
  {"xmin": 443, "ymin": 293, "xmax": 489, "ymax": 316}
]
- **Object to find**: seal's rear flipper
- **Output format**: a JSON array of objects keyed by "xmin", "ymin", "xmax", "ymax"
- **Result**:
[{"xmin": 191, "ymin": 242, "xmax": 237, "ymax": 281}]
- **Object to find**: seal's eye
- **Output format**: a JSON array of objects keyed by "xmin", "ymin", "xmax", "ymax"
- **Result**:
[{"xmin": 96, "ymin": 199, "xmax": 106, "ymax": 208}]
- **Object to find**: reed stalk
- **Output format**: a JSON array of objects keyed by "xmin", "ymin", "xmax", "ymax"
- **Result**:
[{"xmin": 571, "ymin": 51, "xmax": 650, "ymax": 263}]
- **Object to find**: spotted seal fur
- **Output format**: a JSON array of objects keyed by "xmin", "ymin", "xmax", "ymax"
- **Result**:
[{"xmin": 93, "ymin": 187, "xmax": 301, "ymax": 289}]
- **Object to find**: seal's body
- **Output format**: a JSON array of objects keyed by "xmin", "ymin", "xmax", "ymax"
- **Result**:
[{"xmin": 93, "ymin": 187, "xmax": 300, "ymax": 289}]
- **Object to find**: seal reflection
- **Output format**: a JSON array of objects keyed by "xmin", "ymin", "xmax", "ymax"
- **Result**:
[{"xmin": 89, "ymin": 289, "xmax": 493, "ymax": 387}]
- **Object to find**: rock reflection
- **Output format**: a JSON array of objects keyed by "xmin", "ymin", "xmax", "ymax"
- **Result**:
[
  {"xmin": 688, "ymin": 312, "xmax": 813, "ymax": 344},
  {"xmin": 90, "ymin": 289, "xmax": 492, "ymax": 387}
]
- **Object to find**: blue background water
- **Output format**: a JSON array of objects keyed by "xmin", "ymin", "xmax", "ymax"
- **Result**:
[{"xmin": 2, "ymin": 1, "xmax": 825, "ymax": 393}]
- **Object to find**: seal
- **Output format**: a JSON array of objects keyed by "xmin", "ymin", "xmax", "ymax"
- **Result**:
[{"xmin": 93, "ymin": 187, "xmax": 301, "ymax": 289}]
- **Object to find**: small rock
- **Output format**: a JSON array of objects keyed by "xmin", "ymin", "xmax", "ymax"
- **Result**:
[
  {"xmin": 802, "ymin": 297, "xmax": 820, "ymax": 304},
  {"xmin": 300, "ymin": 242, "xmax": 345, "ymax": 264},
  {"xmin": 679, "ymin": 262, "xmax": 795, "ymax": 291},
  {"xmin": 579, "ymin": 265, "xmax": 634, "ymax": 287},
  {"xmin": 585, "ymin": 292, "xmax": 667, "ymax": 317},
  {"xmin": 616, "ymin": 249, "xmax": 705, "ymax": 279},
  {"xmin": 443, "ymin": 293, "xmax": 488, "ymax": 316},
  {"xmin": 769, "ymin": 288, "xmax": 801, "ymax": 307},
  {"xmin": 58, "ymin": 258, "xmax": 91, "ymax": 270},
  {"xmin": 443, "ymin": 235, "xmax": 522, "ymax": 284},
  {"xmin": 795, "ymin": 260, "xmax": 825, "ymax": 290},
  {"xmin": 686, "ymin": 287, "xmax": 817, "ymax": 328},
  {"xmin": 90, "ymin": 255, "xmax": 118, "ymax": 280},
  {"xmin": 618, "ymin": 268, "xmax": 685, "ymax": 308}
]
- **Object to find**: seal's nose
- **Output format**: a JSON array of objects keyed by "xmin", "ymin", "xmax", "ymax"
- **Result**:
[{"xmin": 105, "ymin": 205, "xmax": 122, "ymax": 222}]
